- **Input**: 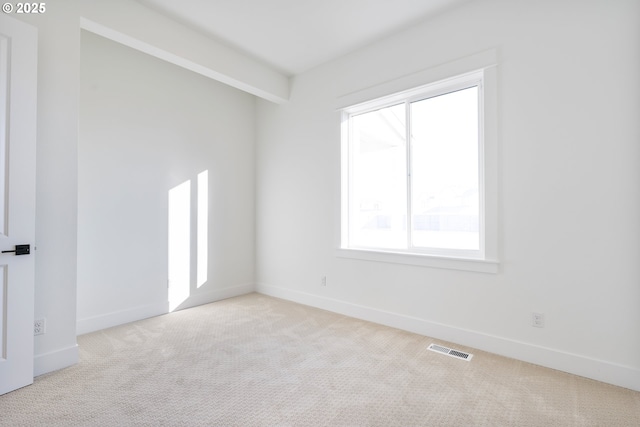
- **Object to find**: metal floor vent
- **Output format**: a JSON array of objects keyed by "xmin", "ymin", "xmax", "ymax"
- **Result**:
[{"xmin": 428, "ymin": 343, "xmax": 473, "ymax": 361}]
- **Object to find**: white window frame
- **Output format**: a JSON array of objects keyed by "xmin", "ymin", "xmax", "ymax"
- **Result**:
[{"xmin": 337, "ymin": 51, "xmax": 499, "ymax": 274}]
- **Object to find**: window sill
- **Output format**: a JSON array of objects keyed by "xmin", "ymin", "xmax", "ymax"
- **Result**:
[{"xmin": 336, "ymin": 248, "xmax": 499, "ymax": 274}]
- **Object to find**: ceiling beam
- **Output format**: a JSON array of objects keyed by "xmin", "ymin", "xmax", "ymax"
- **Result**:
[{"xmin": 80, "ymin": 0, "xmax": 290, "ymax": 103}]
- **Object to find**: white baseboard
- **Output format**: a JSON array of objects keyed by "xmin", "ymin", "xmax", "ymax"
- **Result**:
[
  {"xmin": 256, "ymin": 283, "xmax": 640, "ymax": 392},
  {"xmin": 76, "ymin": 283, "xmax": 255, "ymax": 335},
  {"xmin": 77, "ymin": 301, "xmax": 169, "ymax": 335},
  {"xmin": 34, "ymin": 344, "xmax": 79, "ymax": 377},
  {"xmin": 171, "ymin": 283, "xmax": 255, "ymax": 311}
]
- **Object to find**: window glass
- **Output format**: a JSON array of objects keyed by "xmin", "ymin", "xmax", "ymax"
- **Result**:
[
  {"xmin": 410, "ymin": 86, "xmax": 479, "ymax": 250},
  {"xmin": 349, "ymin": 103, "xmax": 406, "ymax": 249},
  {"xmin": 344, "ymin": 75, "xmax": 484, "ymax": 259}
]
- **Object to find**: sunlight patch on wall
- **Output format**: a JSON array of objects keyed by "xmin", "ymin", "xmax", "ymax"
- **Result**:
[
  {"xmin": 168, "ymin": 170, "xmax": 210, "ymax": 311},
  {"xmin": 168, "ymin": 179, "xmax": 191, "ymax": 312},
  {"xmin": 197, "ymin": 170, "xmax": 208, "ymax": 288}
]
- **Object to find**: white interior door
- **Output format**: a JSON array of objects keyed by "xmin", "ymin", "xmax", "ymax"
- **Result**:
[{"xmin": 0, "ymin": 15, "xmax": 38, "ymax": 395}]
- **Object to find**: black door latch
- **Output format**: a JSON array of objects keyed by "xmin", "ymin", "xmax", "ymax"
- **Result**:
[{"xmin": 2, "ymin": 244, "xmax": 30, "ymax": 255}]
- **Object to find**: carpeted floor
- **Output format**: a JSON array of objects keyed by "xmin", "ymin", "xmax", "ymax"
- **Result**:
[{"xmin": 1, "ymin": 293, "xmax": 639, "ymax": 426}]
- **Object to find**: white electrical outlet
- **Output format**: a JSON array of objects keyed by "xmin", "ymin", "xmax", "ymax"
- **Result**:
[
  {"xmin": 532, "ymin": 312, "xmax": 545, "ymax": 328},
  {"xmin": 34, "ymin": 318, "xmax": 46, "ymax": 336},
  {"xmin": 320, "ymin": 276, "xmax": 327, "ymax": 286}
]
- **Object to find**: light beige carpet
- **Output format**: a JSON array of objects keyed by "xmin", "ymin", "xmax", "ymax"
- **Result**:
[{"xmin": 1, "ymin": 293, "xmax": 639, "ymax": 426}]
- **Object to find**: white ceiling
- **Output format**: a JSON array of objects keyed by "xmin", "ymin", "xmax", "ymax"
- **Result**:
[{"xmin": 137, "ymin": 0, "xmax": 469, "ymax": 76}]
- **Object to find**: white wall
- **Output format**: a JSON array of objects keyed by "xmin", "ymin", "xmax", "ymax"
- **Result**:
[
  {"xmin": 77, "ymin": 31, "xmax": 256, "ymax": 333},
  {"xmin": 12, "ymin": 0, "xmax": 268, "ymax": 375},
  {"xmin": 14, "ymin": 3, "xmax": 81, "ymax": 375},
  {"xmin": 255, "ymin": 0, "xmax": 640, "ymax": 390}
]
